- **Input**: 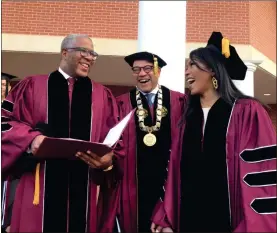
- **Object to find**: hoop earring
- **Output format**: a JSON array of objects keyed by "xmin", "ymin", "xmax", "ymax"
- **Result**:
[{"xmin": 212, "ymin": 77, "xmax": 218, "ymax": 89}]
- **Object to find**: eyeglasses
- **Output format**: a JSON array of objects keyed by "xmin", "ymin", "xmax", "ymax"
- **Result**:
[
  {"xmin": 66, "ymin": 47, "xmax": 99, "ymax": 60},
  {"xmin": 131, "ymin": 65, "xmax": 153, "ymax": 74}
]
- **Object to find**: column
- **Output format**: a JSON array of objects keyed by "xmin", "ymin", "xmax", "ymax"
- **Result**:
[
  {"xmin": 232, "ymin": 62, "xmax": 257, "ymax": 97},
  {"xmin": 137, "ymin": 1, "xmax": 187, "ymax": 93}
]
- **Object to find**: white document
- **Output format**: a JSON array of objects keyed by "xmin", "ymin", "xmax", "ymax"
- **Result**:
[{"xmin": 102, "ymin": 109, "xmax": 135, "ymax": 147}]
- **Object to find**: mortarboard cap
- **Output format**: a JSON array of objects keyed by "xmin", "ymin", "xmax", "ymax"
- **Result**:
[
  {"xmin": 124, "ymin": 51, "xmax": 167, "ymax": 68},
  {"xmin": 1, "ymin": 72, "xmax": 17, "ymax": 81},
  {"xmin": 206, "ymin": 32, "xmax": 247, "ymax": 80},
  {"xmin": 124, "ymin": 51, "xmax": 167, "ymax": 77}
]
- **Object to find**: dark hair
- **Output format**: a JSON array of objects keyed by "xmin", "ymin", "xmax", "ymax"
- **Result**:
[{"xmin": 182, "ymin": 46, "xmax": 266, "ymax": 122}]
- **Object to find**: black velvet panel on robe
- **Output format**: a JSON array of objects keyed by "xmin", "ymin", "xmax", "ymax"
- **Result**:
[
  {"xmin": 180, "ymin": 97, "xmax": 232, "ymax": 232},
  {"xmin": 130, "ymin": 86, "xmax": 171, "ymax": 232},
  {"xmin": 43, "ymin": 70, "xmax": 92, "ymax": 232}
]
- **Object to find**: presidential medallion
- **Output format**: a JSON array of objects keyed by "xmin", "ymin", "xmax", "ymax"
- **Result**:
[
  {"xmin": 143, "ymin": 133, "xmax": 157, "ymax": 146},
  {"xmin": 136, "ymin": 86, "xmax": 163, "ymax": 144}
]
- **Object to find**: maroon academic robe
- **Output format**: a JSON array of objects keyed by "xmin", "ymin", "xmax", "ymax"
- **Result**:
[
  {"xmin": 116, "ymin": 86, "xmax": 186, "ymax": 232},
  {"xmin": 1, "ymin": 71, "xmax": 124, "ymax": 232},
  {"xmin": 152, "ymin": 98, "xmax": 276, "ymax": 232}
]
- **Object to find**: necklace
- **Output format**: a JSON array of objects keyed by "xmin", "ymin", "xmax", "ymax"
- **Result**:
[{"xmin": 136, "ymin": 86, "xmax": 163, "ymax": 146}]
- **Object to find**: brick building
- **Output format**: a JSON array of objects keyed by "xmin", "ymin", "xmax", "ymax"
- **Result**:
[{"xmin": 1, "ymin": 0, "xmax": 276, "ymax": 127}]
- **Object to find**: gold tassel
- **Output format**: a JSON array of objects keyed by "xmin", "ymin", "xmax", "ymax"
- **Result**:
[
  {"xmin": 33, "ymin": 163, "xmax": 40, "ymax": 205},
  {"xmin": 153, "ymin": 57, "xmax": 159, "ymax": 77},
  {"xmin": 222, "ymin": 37, "xmax": 230, "ymax": 58}
]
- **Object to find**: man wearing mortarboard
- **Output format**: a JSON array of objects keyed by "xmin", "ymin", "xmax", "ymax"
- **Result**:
[
  {"xmin": 116, "ymin": 51, "xmax": 186, "ymax": 232},
  {"xmin": 1, "ymin": 73, "xmax": 17, "ymax": 103},
  {"xmin": 1, "ymin": 73, "xmax": 18, "ymax": 233}
]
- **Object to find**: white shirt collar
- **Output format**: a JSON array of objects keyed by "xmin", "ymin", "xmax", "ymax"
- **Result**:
[
  {"xmin": 58, "ymin": 67, "xmax": 71, "ymax": 80},
  {"xmin": 137, "ymin": 85, "xmax": 159, "ymax": 96}
]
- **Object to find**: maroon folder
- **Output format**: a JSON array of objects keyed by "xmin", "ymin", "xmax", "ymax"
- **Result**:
[
  {"xmin": 35, "ymin": 109, "xmax": 135, "ymax": 159},
  {"xmin": 35, "ymin": 137, "xmax": 112, "ymax": 159}
]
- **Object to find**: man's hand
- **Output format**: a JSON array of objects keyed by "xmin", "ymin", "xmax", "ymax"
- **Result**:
[
  {"xmin": 151, "ymin": 223, "xmax": 173, "ymax": 232},
  {"xmin": 76, "ymin": 150, "xmax": 114, "ymax": 170},
  {"xmin": 31, "ymin": 135, "xmax": 46, "ymax": 154},
  {"xmin": 151, "ymin": 223, "xmax": 162, "ymax": 233}
]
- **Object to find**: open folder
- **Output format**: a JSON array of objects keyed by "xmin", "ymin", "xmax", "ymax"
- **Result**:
[{"xmin": 35, "ymin": 109, "xmax": 135, "ymax": 159}]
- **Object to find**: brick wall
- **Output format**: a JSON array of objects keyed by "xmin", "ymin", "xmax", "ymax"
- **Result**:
[
  {"xmin": 186, "ymin": 1, "xmax": 250, "ymax": 44},
  {"xmin": 2, "ymin": 0, "xmax": 276, "ymax": 61},
  {"xmin": 2, "ymin": 0, "xmax": 250, "ymax": 44},
  {"xmin": 2, "ymin": 0, "xmax": 138, "ymax": 39},
  {"xmin": 249, "ymin": 1, "xmax": 276, "ymax": 62}
]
